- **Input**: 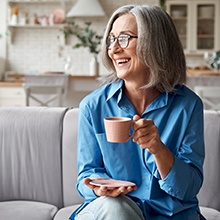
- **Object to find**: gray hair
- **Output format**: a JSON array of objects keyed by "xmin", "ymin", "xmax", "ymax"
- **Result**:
[{"xmin": 100, "ymin": 4, "xmax": 186, "ymax": 92}]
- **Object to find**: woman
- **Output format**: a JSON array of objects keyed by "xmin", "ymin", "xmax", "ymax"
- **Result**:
[{"xmin": 70, "ymin": 4, "xmax": 205, "ymax": 220}]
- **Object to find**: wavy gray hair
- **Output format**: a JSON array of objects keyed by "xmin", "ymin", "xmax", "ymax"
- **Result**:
[{"xmin": 100, "ymin": 4, "xmax": 186, "ymax": 92}]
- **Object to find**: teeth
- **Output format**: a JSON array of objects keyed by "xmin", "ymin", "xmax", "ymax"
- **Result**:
[{"xmin": 116, "ymin": 59, "xmax": 129, "ymax": 64}]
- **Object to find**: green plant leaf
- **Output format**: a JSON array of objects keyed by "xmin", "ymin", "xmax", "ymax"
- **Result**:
[{"xmin": 62, "ymin": 20, "xmax": 103, "ymax": 54}]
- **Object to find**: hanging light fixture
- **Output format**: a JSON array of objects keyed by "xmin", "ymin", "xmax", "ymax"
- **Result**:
[{"xmin": 67, "ymin": 0, "xmax": 106, "ymax": 17}]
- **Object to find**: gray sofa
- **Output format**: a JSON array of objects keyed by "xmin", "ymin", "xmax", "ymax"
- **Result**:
[{"xmin": 0, "ymin": 107, "xmax": 220, "ymax": 220}]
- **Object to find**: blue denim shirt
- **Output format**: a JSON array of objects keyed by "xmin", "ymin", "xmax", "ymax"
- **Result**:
[{"xmin": 70, "ymin": 80, "xmax": 205, "ymax": 219}]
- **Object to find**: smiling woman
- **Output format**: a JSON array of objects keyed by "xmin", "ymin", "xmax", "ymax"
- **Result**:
[{"xmin": 69, "ymin": 4, "xmax": 205, "ymax": 220}]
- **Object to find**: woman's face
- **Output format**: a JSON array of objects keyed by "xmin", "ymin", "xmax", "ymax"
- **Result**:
[{"xmin": 107, "ymin": 13, "xmax": 149, "ymax": 83}]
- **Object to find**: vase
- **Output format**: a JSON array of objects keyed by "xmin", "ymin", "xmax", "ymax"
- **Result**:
[
  {"xmin": 63, "ymin": 56, "xmax": 72, "ymax": 75},
  {"xmin": 89, "ymin": 55, "xmax": 99, "ymax": 76},
  {"xmin": 0, "ymin": 58, "xmax": 5, "ymax": 81}
]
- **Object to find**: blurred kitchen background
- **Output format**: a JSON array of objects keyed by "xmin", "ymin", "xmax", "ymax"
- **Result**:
[
  {"xmin": 0, "ymin": 0, "xmax": 220, "ymax": 108},
  {"xmin": 0, "ymin": 0, "xmax": 159, "ymax": 78}
]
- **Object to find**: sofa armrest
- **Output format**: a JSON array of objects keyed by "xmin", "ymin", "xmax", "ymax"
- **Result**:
[
  {"xmin": 62, "ymin": 108, "xmax": 84, "ymax": 207},
  {"xmin": 0, "ymin": 107, "xmax": 68, "ymax": 208},
  {"xmin": 198, "ymin": 110, "xmax": 220, "ymax": 212}
]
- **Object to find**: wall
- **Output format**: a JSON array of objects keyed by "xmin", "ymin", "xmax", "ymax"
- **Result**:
[{"xmin": 1, "ymin": 0, "xmax": 159, "ymax": 79}]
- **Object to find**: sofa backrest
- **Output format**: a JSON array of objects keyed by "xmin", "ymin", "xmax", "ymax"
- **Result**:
[
  {"xmin": 2, "ymin": 107, "xmax": 217, "ymax": 211},
  {"xmin": 0, "ymin": 107, "xmax": 68, "ymax": 208},
  {"xmin": 198, "ymin": 110, "xmax": 220, "ymax": 211},
  {"xmin": 62, "ymin": 108, "xmax": 84, "ymax": 207}
]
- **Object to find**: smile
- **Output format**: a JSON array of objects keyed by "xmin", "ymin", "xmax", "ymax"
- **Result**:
[{"xmin": 116, "ymin": 59, "xmax": 130, "ymax": 65}]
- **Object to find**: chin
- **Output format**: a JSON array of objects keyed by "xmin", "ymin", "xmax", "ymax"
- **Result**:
[{"xmin": 116, "ymin": 70, "xmax": 129, "ymax": 80}]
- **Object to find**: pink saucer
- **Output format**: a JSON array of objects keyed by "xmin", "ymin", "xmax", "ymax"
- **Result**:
[{"xmin": 90, "ymin": 179, "xmax": 136, "ymax": 190}]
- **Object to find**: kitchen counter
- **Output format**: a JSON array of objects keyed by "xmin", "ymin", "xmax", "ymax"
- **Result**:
[
  {"xmin": 2, "ymin": 69, "xmax": 220, "ymax": 84},
  {"xmin": 186, "ymin": 69, "xmax": 220, "ymax": 91},
  {"xmin": 1, "ymin": 70, "xmax": 220, "ymax": 107},
  {"xmin": 0, "ymin": 81, "xmax": 24, "ymax": 87},
  {"xmin": 186, "ymin": 68, "xmax": 220, "ymax": 89},
  {"xmin": 187, "ymin": 69, "xmax": 220, "ymax": 76},
  {"xmin": 1, "ymin": 74, "xmax": 99, "ymax": 92},
  {"xmin": 4, "ymin": 73, "xmax": 98, "ymax": 82}
]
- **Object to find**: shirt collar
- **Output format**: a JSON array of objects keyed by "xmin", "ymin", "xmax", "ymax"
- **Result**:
[
  {"xmin": 106, "ymin": 81, "xmax": 185, "ymax": 114},
  {"xmin": 106, "ymin": 80, "xmax": 124, "ymax": 102},
  {"xmin": 145, "ymin": 85, "xmax": 185, "ymax": 114}
]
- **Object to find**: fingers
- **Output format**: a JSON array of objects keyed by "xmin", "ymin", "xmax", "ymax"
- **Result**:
[
  {"xmin": 132, "ymin": 116, "xmax": 160, "ymax": 151},
  {"xmin": 132, "ymin": 116, "xmax": 152, "ymax": 131},
  {"xmin": 101, "ymin": 186, "xmax": 136, "ymax": 197},
  {"xmin": 93, "ymin": 185, "xmax": 131, "ymax": 197},
  {"xmin": 132, "ymin": 118, "xmax": 154, "ymax": 140},
  {"xmin": 119, "ymin": 185, "xmax": 137, "ymax": 195},
  {"xmin": 83, "ymin": 178, "xmax": 109, "ymax": 195},
  {"xmin": 83, "ymin": 178, "xmax": 137, "ymax": 197}
]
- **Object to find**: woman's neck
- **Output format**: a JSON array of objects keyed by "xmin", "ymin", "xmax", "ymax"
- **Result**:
[{"xmin": 124, "ymin": 85, "xmax": 160, "ymax": 116}]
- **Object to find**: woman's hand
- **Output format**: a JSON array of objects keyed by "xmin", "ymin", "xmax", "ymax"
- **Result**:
[
  {"xmin": 83, "ymin": 178, "xmax": 137, "ymax": 197},
  {"xmin": 132, "ymin": 115, "xmax": 164, "ymax": 154},
  {"xmin": 132, "ymin": 115, "xmax": 174, "ymax": 179}
]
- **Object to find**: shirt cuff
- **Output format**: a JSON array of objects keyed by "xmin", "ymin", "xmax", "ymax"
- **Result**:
[{"xmin": 158, "ymin": 157, "xmax": 187, "ymax": 199}]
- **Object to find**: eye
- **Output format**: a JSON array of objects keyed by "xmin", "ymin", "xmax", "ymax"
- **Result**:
[{"xmin": 118, "ymin": 34, "xmax": 128, "ymax": 41}]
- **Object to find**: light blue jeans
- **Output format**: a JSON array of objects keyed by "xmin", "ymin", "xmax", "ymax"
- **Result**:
[{"xmin": 75, "ymin": 196, "xmax": 145, "ymax": 220}]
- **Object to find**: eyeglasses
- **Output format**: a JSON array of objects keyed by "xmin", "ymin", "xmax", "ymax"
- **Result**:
[{"xmin": 106, "ymin": 34, "xmax": 138, "ymax": 49}]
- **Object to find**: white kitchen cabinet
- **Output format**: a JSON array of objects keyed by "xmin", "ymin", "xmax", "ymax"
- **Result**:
[
  {"xmin": 166, "ymin": 0, "xmax": 220, "ymax": 55},
  {"xmin": 0, "ymin": 86, "xmax": 26, "ymax": 106}
]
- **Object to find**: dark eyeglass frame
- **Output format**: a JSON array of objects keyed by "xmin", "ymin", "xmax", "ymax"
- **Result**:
[{"xmin": 106, "ymin": 34, "xmax": 138, "ymax": 49}]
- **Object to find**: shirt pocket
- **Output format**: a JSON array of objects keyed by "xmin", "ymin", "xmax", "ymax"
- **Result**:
[
  {"xmin": 95, "ymin": 132, "xmax": 133, "ymax": 154},
  {"xmin": 95, "ymin": 132, "xmax": 141, "ymax": 181}
]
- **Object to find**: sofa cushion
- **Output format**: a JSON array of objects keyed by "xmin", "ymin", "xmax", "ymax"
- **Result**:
[
  {"xmin": 0, "ymin": 107, "xmax": 68, "ymax": 208},
  {"xmin": 0, "ymin": 200, "xmax": 58, "ymax": 220},
  {"xmin": 200, "ymin": 206, "xmax": 220, "ymax": 220},
  {"xmin": 54, "ymin": 205, "xmax": 81, "ymax": 220}
]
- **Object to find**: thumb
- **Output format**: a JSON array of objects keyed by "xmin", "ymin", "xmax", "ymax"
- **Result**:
[
  {"xmin": 83, "ymin": 178, "xmax": 92, "ymax": 186},
  {"xmin": 133, "ymin": 114, "xmax": 141, "ymax": 122}
]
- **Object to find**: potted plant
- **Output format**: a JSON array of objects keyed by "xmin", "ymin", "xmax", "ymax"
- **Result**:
[
  {"xmin": 160, "ymin": 0, "xmax": 166, "ymax": 10},
  {"xmin": 63, "ymin": 21, "xmax": 103, "ymax": 76},
  {"xmin": 209, "ymin": 51, "xmax": 220, "ymax": 70},
  {"xmin": 0, "ymin": 31, "xmax": 8, "ymax": 81}
]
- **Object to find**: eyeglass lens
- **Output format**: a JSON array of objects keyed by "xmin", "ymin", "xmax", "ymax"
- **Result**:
[{"xmin": 107, "ymin": 35, "xmax": 129, "ymax": 49}]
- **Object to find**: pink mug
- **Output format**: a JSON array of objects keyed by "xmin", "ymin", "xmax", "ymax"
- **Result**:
[{"xmin": 104, "ymin": 117, "xmax": 133, "ymax": 143}]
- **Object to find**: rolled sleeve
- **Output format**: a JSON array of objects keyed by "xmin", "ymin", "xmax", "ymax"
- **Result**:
[{"xmin": 159, "ymin": 157, "xmax": 203, "ymax": 200}]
